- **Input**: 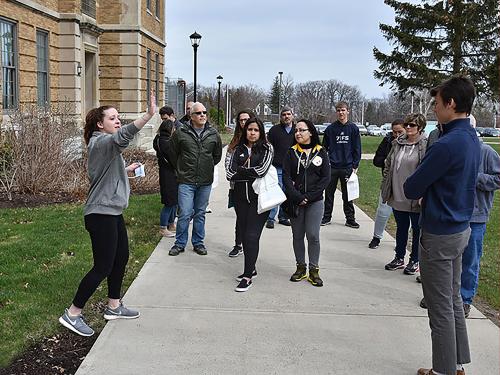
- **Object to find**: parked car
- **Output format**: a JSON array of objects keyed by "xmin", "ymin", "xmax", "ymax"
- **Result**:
[
  {"xmin": 482, "ymin": 127, "xmax": 500, "ymax": 137},
  {"xmin": 264, "ymin": 122, "xmax": 273, "ymax": 134},
  {"xmin": 475, "ymin": 127, "xmax": 485, "ymax": 136},
  {"xmin": 367, "ymin": 125, "xmax": 383, "ymax": 136},
  {"xmin": 380, "ymin": 124, "xmax": 392, "ymax": 136},
  {"xmin": 356, "ymin": 124, "xmax": 368, "ymax": 136},
  {"xmin": 315, "ymin": 124, "xmax": 328, "ymax": 135}
]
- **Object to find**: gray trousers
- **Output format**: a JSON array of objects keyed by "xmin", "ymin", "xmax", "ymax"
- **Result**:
[
  {"xmin": 419, "ymin": 228, "xmax": 471, "ymax": 375},
  {"xmin": 290, "ymin": 200, "xmax": 324, "ymax": 268}
]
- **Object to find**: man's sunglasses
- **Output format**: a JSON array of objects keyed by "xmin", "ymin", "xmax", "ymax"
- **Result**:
[{"xmin": 192, "ymin": 111, "xmax": 207, "ymax": 115}]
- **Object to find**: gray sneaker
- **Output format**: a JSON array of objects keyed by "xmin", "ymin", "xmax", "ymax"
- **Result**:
[
  {"xmin": 59, "ymin": 309, "xmax": 95, "ymax": 337},
  {"xmin": 103, "ymin": 302, "xmax": 140, "ymax": 320}
]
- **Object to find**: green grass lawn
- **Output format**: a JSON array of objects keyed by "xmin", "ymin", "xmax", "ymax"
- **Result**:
[
  {"xmin": 357, "ymin": 159, "xmax": 500, "ymax": 310},
  {"xmin": 0, "ymin": 194, "xmax": 162, "ymax": 367}
]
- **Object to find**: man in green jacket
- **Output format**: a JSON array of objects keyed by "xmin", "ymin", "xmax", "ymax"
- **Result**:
[{"xmin": 167, "ymin": 102, "xmax": 222, "ymax": 256}]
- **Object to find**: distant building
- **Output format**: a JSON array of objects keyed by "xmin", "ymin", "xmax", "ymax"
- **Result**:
[
  {"xmin": 0, "ymin": 0, "xmax": 165, "ymax": 147},
  {"xmin": 165, "ymin": 77, "xmax": 186, "ymax": 117}
]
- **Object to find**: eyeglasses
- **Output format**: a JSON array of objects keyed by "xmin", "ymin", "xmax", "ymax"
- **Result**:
[
  {"xmin": 239, "ymin": 118, "xmax": 250, "ymax": 123},
  {"xmin": 404, "ymin": 122, "xmax": 418, "ymax": 128},
  {"xmin": 192, "ymin": 111, "xmax": 207, "ymax": 115},
  {"xmin": 295, "ymin": 128, "xmax": 309, "ymax": 133}
]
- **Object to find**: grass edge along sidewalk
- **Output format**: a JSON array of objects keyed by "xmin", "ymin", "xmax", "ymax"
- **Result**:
[{"xmin": 0, "ymin": 161, "xmax": 498, "ymax": 368}]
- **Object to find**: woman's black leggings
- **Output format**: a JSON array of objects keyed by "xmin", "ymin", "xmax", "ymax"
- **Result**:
[
  {"xmin": 73, "ymin": 214, "xmax": 129, "ymax": 308},
  {"xmin": 234, "ymin": 198, "xmax": 268, "ymax": 278}
]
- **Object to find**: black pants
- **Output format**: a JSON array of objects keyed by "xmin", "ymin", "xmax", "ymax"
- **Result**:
[
  {"xmin": 323, "ymin": 168, "xmax": 355, "ymax": 222},
  {"xmin": 73, "ymin": 214, "xmax": 129, "ymax": 308},
  {"xmin": 234, "ymin": 197, "xmax": 268, "ymax": 278}
]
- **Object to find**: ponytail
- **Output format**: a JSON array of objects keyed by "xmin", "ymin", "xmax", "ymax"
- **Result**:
[{"xmin": 84, "ymin": 105, "xmax": 114, "ymax": 145}]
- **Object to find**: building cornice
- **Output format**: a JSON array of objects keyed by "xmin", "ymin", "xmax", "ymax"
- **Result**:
[{"xmin": 98, "ymin": 24, "xmax": 166, "ymax": 47}]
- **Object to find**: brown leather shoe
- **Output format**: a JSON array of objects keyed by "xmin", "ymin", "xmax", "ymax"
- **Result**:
[{"xmin": 417, "ymin": 368, "xmax": 465, "ymax": 375}]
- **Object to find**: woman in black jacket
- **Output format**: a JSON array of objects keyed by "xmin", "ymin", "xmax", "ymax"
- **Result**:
[
  {"xmin": 153, "ymin": 120, "xmax": 178, "ymax": 237},
  {"xmin": 225, "ymin": 118, "xmax": 273, "ymax": 292},
  {"xmin": 282, "ymin": 119, "xmax": 331, "ymax": 286}
]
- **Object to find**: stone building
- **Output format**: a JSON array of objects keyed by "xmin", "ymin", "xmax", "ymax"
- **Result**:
[{"xmin": 0, "ymin": 0, "xmax": 165, "ymax": 147}]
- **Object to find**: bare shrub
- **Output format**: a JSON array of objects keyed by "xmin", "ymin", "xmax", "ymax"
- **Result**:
[{"xmin": 122, "ymin": 148, "xmax": 160, "ymax": 194}]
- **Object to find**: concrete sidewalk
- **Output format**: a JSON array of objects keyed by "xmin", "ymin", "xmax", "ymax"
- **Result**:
[{"xmin": 76, "ymin": 156, "xmax": 499, "ymax": 375}]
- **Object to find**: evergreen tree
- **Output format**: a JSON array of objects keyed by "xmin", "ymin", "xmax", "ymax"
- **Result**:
[
  {"xmin": 373, "ymin": 0, "xmax": 499, "ymax": 100},
  {"xmin": 269, "ymin": 76, "xmax": 280, "ymax": 114}
]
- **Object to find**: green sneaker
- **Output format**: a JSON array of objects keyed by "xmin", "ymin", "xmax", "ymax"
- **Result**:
[
  {"xmin": 308, "ymin": 267, "xmax": 323, "ymax": 287},
  {"xmin": 290, "ymin": 264, "xmax": 307, "ymax": 282}
]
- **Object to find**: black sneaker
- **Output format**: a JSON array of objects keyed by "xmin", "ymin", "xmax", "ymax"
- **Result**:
[
  {"xmin": 464, "ymin": 303, "xmax": 471, "ymax": 318},
  {"xmin": 169, "ymin": 245, "xmax": 185, "ymax": 256},
  {"xmin": 193, "ymin": 244, "xmax": 207, "ymax": 255},
  {"xmin": 320, "ymin": 219, "xmax": 331, "ymax": 226},
  {"xmin": 308, "ymin": 267, "xmax": 323, "ymax": 287},
  {"xmin": 235, "ymin": 278, "xmax": 252, "ymax": 292},
  {"xmin": 278, "ymin": 219, "xmax": 291, "ymax": 226},
  {"xmin": 266, "ymin": 220, "xmax": 274, "ymax": 229},
  {"xmin": 420, "ymin": 297, "xmax": 427, "ymax": 309},
  {"xmin": 403, "ymin": 260, "xmax": 419, "ymax": 275},
  {"xmin": 290, "ymin": 264, "xmax": 307, "ymax": 282},
  {"xmin": 236, "ymin": 270, "xmax": 257, "ymax": 282},
  {"xmin": 368, "ymin": 237, "xmax": 380, "ymax": 249},
  {"xmin": 345, "ymin": 220, "xmax": 360, "ymax": 229},
  {"xmin": 228, "ymin": 245, "xmax": 243, "ymax": 258},
  {"xmin": 384, "ymin": 257, "xmax": 405, "ymax": 271}
]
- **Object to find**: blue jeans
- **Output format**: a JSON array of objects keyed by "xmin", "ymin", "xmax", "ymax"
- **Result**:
[
  {"xmin": 160, "ymin": 204, "xmax": 177, "ymax": 227},
  {"xmin": 268, "ymin": 167, "xmax": 287, "ymax": 222},
  {"xmin": 373, "ymin": 193, "xmax": 392, "ymax": 239},
  {"xmin": 175, "ymin": 183, "xmax": 212, "ymax": 248},
  {"xmin": 461, "ymin": 222, "xmax": 486, "ymax": 305},
  {"xmin": 393, "ymin": 209, "xmax": 420, "ymax": 262}
]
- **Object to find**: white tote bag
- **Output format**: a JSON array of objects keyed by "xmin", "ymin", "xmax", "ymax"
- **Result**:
[
  {"xmin": 347, "ymin": 172, "xmax": 360, "ymax": 201},
  {"xmin": 252, "ymin": 165, "xmax": 287, "ymax": 214}
]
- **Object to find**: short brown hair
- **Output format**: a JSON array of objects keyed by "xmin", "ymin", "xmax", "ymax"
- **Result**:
[
  {"xmin": 404, "ymin": 113, "xmax": 427, "ymax": 133},
  {"xmin": 335, "ymin": 101, "xmax": 349, "ymax": 110}
]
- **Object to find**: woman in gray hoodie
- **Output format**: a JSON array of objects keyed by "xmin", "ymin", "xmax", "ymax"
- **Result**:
[
  {"xmin": 381, "ymin": 113, "xmax": 427, "ymax": 275},
  {"xmin": 59, "ymin": 94, "xmax": 156, "ymax": 337}
]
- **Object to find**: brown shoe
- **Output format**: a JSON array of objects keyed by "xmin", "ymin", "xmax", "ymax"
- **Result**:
[
  {"xmin": 167, "ymin": 223, "xmax": 176, "ymax": 232},
  {"xmin": 159, "ymin": 228, "xmax": 175, "ymax": 238},
  {"xmin": 417, "ymin": 368, "xmax": 465, "ymax": 375}
]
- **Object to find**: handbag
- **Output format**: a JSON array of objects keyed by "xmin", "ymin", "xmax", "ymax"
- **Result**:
[
  {"xmin": 280, "ymin": 199, "xmax": 299, "ymax": 218},
  {"xmin": 252, "ymin": 165, "xmax": 287, "ymax": 214}
]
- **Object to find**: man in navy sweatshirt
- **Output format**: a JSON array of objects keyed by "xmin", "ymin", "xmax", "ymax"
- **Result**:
[
  {"xmin": 321, "ymin": 101, "xmax": 361, "ymax": 228},
  {"xmin": 404, "ymin": 76, "xmax": 480, "ymax": 375}
]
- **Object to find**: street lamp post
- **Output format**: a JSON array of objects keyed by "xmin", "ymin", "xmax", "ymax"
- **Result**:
[
  {"xmin": 278, "ymin": 71, "xmax": 283, "ymax": 114},
  {"xmin": 217, "ymin": 75, "xmax": 223, "ymax": 128},
  {"xmin": 190, "ymin": 31, "xmax": 202, "ymax": 102}
]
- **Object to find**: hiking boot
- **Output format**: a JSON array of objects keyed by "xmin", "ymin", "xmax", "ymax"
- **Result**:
[
  {"xmin": 103, "ymin": 302, "xmax": 140, "ymax": 320},
  {"xmin": 228, "ymin": 245, "xmax": 243, "ymax": 258},
  {"xmin": 236, "ymin": 270, "xmax": 257, "ymax": 282},
  {"xmin": 169, "ymin": 245, "xmax": 185, "ymax": 256},
  {"xmin": 403, "ymin": 260, "xmax": 419, "ymax": 275},
  {"xmin": 159, "ymin": 228, "xmax": 175, "ymax": 238},
  {"xmin": 266, "ymin": 220, "xmax": 274, "ymax": 229},
  {"xmin": 385, "ymin": 257, "xmax": 405, "ymax": 271},
  {"xmin": 368, "ymin": 237, "xmax": 380, "ymax": 249},
  {"xmin": 308, "ymin": 267, "xmax": 323, "ymax": 287},
  {"xmin": 235, "ymin": 278, "xmax": 252, "ymax": 292},
  {"xmin": 345, "ymin": 220, "xmax": 360, "ymax": 229},
  {"xmin": 279, "ymin": 219, "xmax": 291, "ymax": 226},
  {"xmin": 193, "ymin": 244, "xmax": 207, "ymax": 255},
  {"xmin": 320, "ymin": 219, "xmax": 331, "ymax": 226},
  {"xmin": 167, "ymin": 223, "xmax": 176, "ymax": 232},
  {"xmin": 290, "ymin": 264, "xmax": 307, "ymax": 282},
  {"xmin": 420, "ymin": 297, "xmax": 427, "ymax": 309},
  {"xmin": 464, "ymin": 303, "xmax": 471, "ymax": 318},
  {"xmin": 59, "ymin": 309, "xmax": 95, "ymax": 337}
]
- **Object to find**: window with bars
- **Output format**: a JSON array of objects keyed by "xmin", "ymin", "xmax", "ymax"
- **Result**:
[
  {"xmin": 81, "ymin": 0, "xmax": 96, "ymax": 18},
  {"xmin": 0, "ymin": 18, "xmax": 17, "ymax": 109},
  {"xmin": 146, "ymin": 49, "xmax": 151, "ymax": 106},
  {"xmin": 36, "ymin": 29, "xmax": 49, "ymax": 106},
  {"xmin": 155, "ymin": 53, "xmax": 159, "ymax": 105}
]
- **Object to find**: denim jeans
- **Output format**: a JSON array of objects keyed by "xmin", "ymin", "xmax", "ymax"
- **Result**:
[
  {"xmin": 160, "ymin": 204, "xmax": 177, "ymax": 227},
  {"xmin": 393, "ymin": 209, "xmax": 420, "ymax": 262},
  {"xmin": 175, "ymin": 183, "xmax": 212, "ymax": 248},
  {"xmin": 268, "ymin": 167, "xmax": 287, "ymax": 222},
  {"xmin": 461, "ymin": 222, "xmax": 486, "ymax": 305},
  {"xmin": 373, "ymin": 193, "xmax": 392, "ymax": 239}
]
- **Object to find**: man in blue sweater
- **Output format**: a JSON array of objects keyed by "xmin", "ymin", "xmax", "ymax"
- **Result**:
[
  {"xmin": 404, "ymin": 76, "xmax": 480, "ymax": 375},
  {"xmin": 321, "ymin": 101, "xmax": 361, "ymax": 228}
]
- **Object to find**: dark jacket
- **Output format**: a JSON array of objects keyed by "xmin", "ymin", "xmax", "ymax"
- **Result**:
[
  {"xmin": 404, "ymin": 118, "xmax": 480, "ymax": 235},
  {"xmin": 373, "ymin": 134, "xmax": 394, "ymax": 173},
  {"xmin": 153, "ymin": 127, "xmax": 178, "ymax": 206},
  {"xmin": 323, "ymin": 120, "xmax": 361, "ymax": 169},
  {"xmin": 381, "ymin": 134, "xmax": 427, "ymax": 213},
  {"xmin": 471, "ymin": 142, "xmax": 500, "ymax": 223},
  {"xmin": 267, "ymin": 123, "xmax": 296, "ymax": 168},
  {"xmin": 168, "ymin": 121, "xmax": 222, "ymax": 185},
  {"xmin": 225, "ymin": 143, "xmax": 274, "ymax": 202},
  {"xmin": 426, "ymin": 127, "xmax": 442, "ymax": 150},
  {"xmin": 282, "ymin": 144, "xmax": 331, "ymax": 204}
]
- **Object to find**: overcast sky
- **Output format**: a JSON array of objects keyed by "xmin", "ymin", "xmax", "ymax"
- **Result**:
[{"xmin": 165, "ymin": 0, "xmax": 396, "ymax": 99}]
